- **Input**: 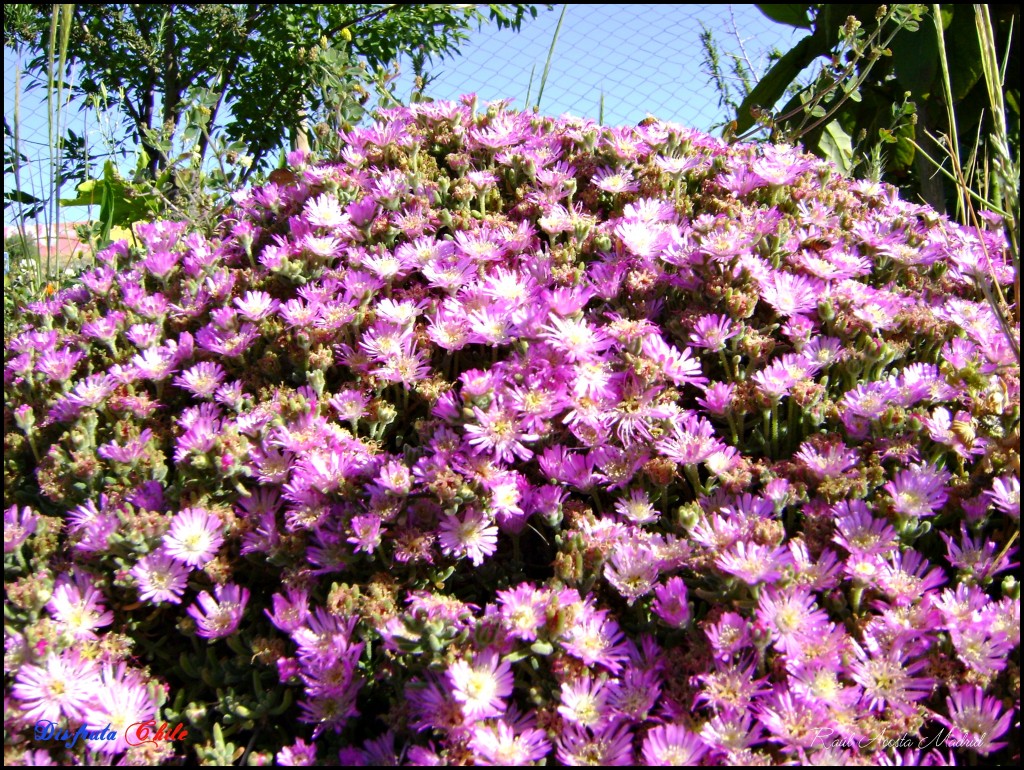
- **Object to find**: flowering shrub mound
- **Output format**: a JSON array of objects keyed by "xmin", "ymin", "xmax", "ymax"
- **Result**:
[{"xmin": 4, "ymin": 95, "xmax": 1020, "ymax": 766}]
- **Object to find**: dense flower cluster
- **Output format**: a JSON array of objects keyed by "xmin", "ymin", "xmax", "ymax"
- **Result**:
[{"xmin": 4, "ymin": 95, "xmax": 1019, "ymax": 765}]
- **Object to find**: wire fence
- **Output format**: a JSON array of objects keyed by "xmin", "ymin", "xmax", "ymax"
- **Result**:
[
  {"xmin": 397, "ymin": 4, "xmax": 797, "ymax": 129},
  {"xmin": 4, "ymin": 4, "xmax": 800, "ymax": 242}
]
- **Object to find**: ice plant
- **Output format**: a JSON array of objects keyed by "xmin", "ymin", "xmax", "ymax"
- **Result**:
[{"xmin": 3, "ymin": 96, "xmax": 1018, "ymax": 764}]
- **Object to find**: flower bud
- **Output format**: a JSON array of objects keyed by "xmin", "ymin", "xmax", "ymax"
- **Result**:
[
  {"xmin": 676, "ymin": 502, "xmax": 701, "ymax": 531},
  {"xmin": 1003, "ymin": 575, "xmax": 1019, "ymax": 600},
  {"xmin": 14, "ymin": 404, "xmax": 35, "ymax": 434}
]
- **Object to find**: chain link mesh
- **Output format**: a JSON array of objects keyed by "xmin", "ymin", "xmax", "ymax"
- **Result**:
[{"xmin": 4, "ymin": 4, "xmax": 798, "ymax": 241}]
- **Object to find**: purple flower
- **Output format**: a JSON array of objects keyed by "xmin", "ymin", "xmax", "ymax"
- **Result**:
[
  {"xmin": 195, "ymin": 322, "xmax": 259, "ymax": 356},
  {"xmin": 641, "ymin": 724, "xmax": 709, "ymax": 766},
  {"xmin": 540, "ymin": 315, "xmax": 611, "ymax": 362},
  {"xmin": 940, "ymin": 525, "xmax": 1016, "ymax": 581},
  {"xmin": 656, "ymin": 412, "xmax": 723, "ymax": 466},
  {"xmin": 592, "ymin": 166, "xmax": 639, "ymax": 193},
  {"xmin": 697, "ymin": 381, "xmax": 735, "ymax": 416},
  {"xmin": 641, "ymin": 334, "xmax": 706, "ymax": 387},
  {"xmin": 46, "ymin": 577, "xmax": 114, "ymax": 640},
  {"xmin": 496, "ymin": 584, "xmax": 548, "ymax": 642},
  {"xmin": 163, "ymin": 507, "xmax": 225, "ymax": 567},
  {"xmin": 556, "ymin": 722, "xmax": 634, "ymax": 766},
  {"xmin": 11, "ymin": 652, "xmax": 100, "ymax": 722},
  {"xmin": 613, "ymin": 488, "xmax": 659, "ymax": 525},
  {"xmin": 276, "ymin": 737, "xmax": 318, "ymax": 766},
  {"xmin": 757, "ymin": 687, "xmax": 829, "ymax": 749},
  {"xmin": 832, "ymin": 500, "xmax": 899, "ymax": 557},
  {"xmin": 839, "ymin": 380, "xmax": 902, "ymax": 435},
  {"xmin": 557, "ymin": 675, "xmax": 614, "ymax": 728},
  {"xmin": 937, "ymin": 685, "xmax": 1014, "ymax": 756},
  {"xmin": 81, "ymin": 664, "xmax": 158, "ymax": 755},
  {"xmin": 66, "ymin": 373, "xmax": 116, "ymax": 409},
  {"xmin": 131, "ymin": 549, "xmax": 190, "ymax": 605},
  {"xmin": 4, "ymin": 505, "xmax": 38, "ymax": 552},
  {"xmin": 716, "ymin": 541, "xmax": 793, "ymax": 585},
  {"xmin": 652, "ymin": 576, "xmax": 690, "ymax": 627},
  {"xmin": 560, "ymin": 605, "xmax": 630, "ymax": 673},
  {"xmin": 876, "ymin": 549, "xmax": 947, "ymax": 606},
  {"xmin": 689, "ymin": 313, "xmax": 738, "ymax": 351},
  {"xmin": 470, "ymin": 718, "xmax": 551, "ymax": 765},
  {"xmin": 794, "ymin": 438, "xmax": 859, "ymax": 480},
  {"xmin": 605, "ymin": 543, "xmax": 659, "ymax": 604},
  {"xmin": 850, "ymin": 641, "xmax": 934, "ymax": 715},
  {"xmin": 949, "ymin": 623, "xmax": 1013, "ymax": 678},
  {"xmin": 36, "ymin": 348, "xmax": 85, "ymax": 382},
  {"xmin": 465, "ymin": 405, "xmax": 537, "ymax": 463},
  {"xmin": 187, "ymin": 583, "xmax": 249, "ymax": 639},
  {"xmin": 757, "ymin": 587, "xmax": 829, "ymax": 654},
  {"xmin": 174, "ymin": 361, "xmax": 227, "ymax": 398},
  {"xmin": 347, "ymin": 514, "xmax": 384, "ymax": 555},
  {"xmin": 984, "ymin": 474, "xmax": 1020, "ymax": 518},
  {"xmin": 97, "ymin": 428, "xmax": 154, "ymax": 464},
  {"xmin": 752, "ymin": 360, "xmax": 797, "ymax": 402},
  {"xmin": 704, "ymin": 611, "xmax": 752, "ymax": 660},
  {"xmin": 447, "ymin": 650, "xmax": 514, "ymax": 722},
  {"xmin": 700, "ymin": 711, "xmax": 763, "ymax": 754},
  {"xmin": 884, "ymin": 462, "xmax": 951, "ymax": 518},
  {"xmin": 438, "ymin": 508, "xmax": 498, "ymax": 567},
  {"xmin": 759, "ymin": 271, "xmax": 822, "ymax": 317}
]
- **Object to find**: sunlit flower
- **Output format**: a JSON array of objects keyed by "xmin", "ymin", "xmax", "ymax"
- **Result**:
[{"xmin": 447, "ymin": 650, "xmax": 514, "ymax": 722}]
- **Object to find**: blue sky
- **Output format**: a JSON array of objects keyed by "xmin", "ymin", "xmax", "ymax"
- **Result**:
[
  {"xmin": 388, "ymin": 4, "xmax": 800, "ymax": 127},
  {"xmin": 5, "ymin": 5, "xmax": 803, "ymax": 229}
]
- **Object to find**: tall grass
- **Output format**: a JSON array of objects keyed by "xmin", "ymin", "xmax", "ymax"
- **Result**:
[
  {"xmin": 533, "ymin": 4, "xmax": 567, "ymax": 111},
  {"xmin": 915, "ymin": 4, "xmax": 1020, "ymax": 364},
  {"xmin": 5, "ymin": 4, "xmax": 83, "ymax": 304}
]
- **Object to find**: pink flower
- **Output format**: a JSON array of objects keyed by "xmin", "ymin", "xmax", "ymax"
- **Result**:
[
  {"xmin": 641, "ymin": 334, "xmax": 706, "ymax": 387},
  {"xmin": 470, "ymin": 719, "xmax": 551, "ymax": 765},
  {"xmin": 652, "ymin": 576, "xmax": 690, "ymax": 627},
  {"xmin": 985, "ymin": 475, "xmax": 1020, "ymax": 518},
  {"xmin": 641, "ymin": 723, "xmax": 709, "ymax": 766},
  {"xmin": 556, "ymin": 721, "xmax": 634, "ymax": 765},
  {"xmin": 131, "ymin": 549, "xmax": 190, "ymax": 604},
  {"xmin": 561, "ymin": 605, "xmax": 630, "ymax": 673},
  {"xmin": 174, "ymin": 361, "xmax": 226, "ymax": 398},
  {"xmin": 81, "ymin": 664, "xmax": 158, "ymax": 755},
  {"xmin": 558, "ymin": 675, "xmax": 614, "ymax": 728},
  {"xmin": 496, "ymin": 584, "xmax": 548, "ymax": 642},
  {"xmin": 187, "ymin": 583, "xmax": 249, "ymax": 639},
  {"xmin": 465, "ymin": 406, "xmax": 537, "ymax": 463},
  {"xmin": 716, "ymin": 541, "xmax": 793, "ymax": 585},
  {"xmin": 689, "ymin": 313, "xmax": 738, "ymax": 351},
  {"xmin": 938, "ymin": 685, "xmax": 1014, "ymax": 756},
  {"xmin": 592, "ymin": 166, "xmax": 638, "ymax": 194},
  {"xmin": 604, "ymin": 543, "xmax": 659, "ymax": 604},
  {"xmin": 447, "ymin": 650, "xmax": 514, "ymax": 722},
  {"xmin": 12, "ymin": 652, "xmax": 100, "ymax": 722},
  {"xmin": 884, "ymin": 462, "xmax": 951, "ymax": 518},
  {"xmin": 45, "ymin": 577, "xmax": 114, "ymax": 640},
  {"xmin": 163, "ymin": 507, "xmax": 225, "ymax": 567},
  {"xmin": 4, "ymin": 505, "xmax": 38, "ymax": 552},
  {"xmin": 438, "ymin": 508, "xmax": 499, "ymax": 567}
]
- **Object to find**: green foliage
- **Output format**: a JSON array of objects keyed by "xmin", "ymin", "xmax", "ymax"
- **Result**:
[
  {"xmin": 737, "ymin": 4, "xmax": 1019, "ymax": 210},
  {"xmin": 4, "ymin": 2, "xmax": 545, "ymax": 257},
  {"xmin": 756, "ymin": 4, "xmax": 814, "ymax": 29},
  {"xmin": 699, "ymin": 24, "xmax": 759, "ymax": 119},
  {"xmin": 3, "ymin": 232, "xmax": 39, "ymax": 263},
  {"xmin": 4, "ymin": 3, "xmax": 543, "ymax": 180}
]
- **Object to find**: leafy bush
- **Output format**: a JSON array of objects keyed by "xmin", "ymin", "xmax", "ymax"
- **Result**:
[{"xmin": 4, "ymin": 96, "xmax": 1019, "ymax": 765}]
